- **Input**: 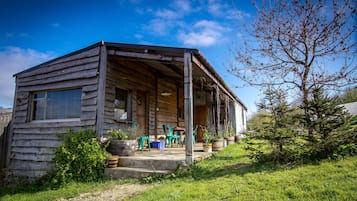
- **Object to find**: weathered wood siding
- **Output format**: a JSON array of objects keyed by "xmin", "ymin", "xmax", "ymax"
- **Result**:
[
  {"xmin": 103, "ymin": 58, "xmax": 180, "ymax": 138},
  {"xmin": 9, "ymin": 46, "xmax": 100, "ymax": 179},
  {"xmin": 103, "ymin": 59, "xmax": 157, "ymax": 137},
  {"xmin": 157, "ymin": 79, "xmax": 178, "ymax": 134}
]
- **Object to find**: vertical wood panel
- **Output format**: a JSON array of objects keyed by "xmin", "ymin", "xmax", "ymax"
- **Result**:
[{"xmin": 184, "ymin": 51, "xmax": 193, "ymax": 165}]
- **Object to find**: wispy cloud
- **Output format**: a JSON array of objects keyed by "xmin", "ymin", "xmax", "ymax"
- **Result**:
[
  {"xmin": 51, "ymin": 22, "xmax": 60, "ymax": 28},
  {"xmin": 0, "ymin": 47, "xmax": 54, "ymax": 108},
  {"xmin": 177, "ymin": 20, "xmax": 229, "ymax": 47}
]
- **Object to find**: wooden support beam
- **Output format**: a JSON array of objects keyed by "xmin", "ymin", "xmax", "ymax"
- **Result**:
[
  {"xmin": 192, "ymin": 55, "xmax": 235, "ymax": 101},
  {"xmin": 96, "ymin": 43, "xmax": 107, "ymax": 137},
  {"xmin": 215, "ymin": 85, "xmax": 221, "ymax": 134},
  {"xmin": 108, "ymin": 50, "xmax": 184, "ymax": 62},
  {"xmin": 184, "ymin": 51, "xmax": 194, "ymax": 165}
]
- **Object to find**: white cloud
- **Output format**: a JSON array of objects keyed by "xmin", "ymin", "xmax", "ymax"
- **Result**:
[
  {"xmin": 145, "ymin": 18, "xmax": 171, "ymax": 36},
  {"xmin": 155, "ymin": 9, "xmax": 180, "ymax": 19},
  {"xmin": 171, "ymin": 0, "xmax": 192, "ymax": 13},
  {"xmin": 177, "ymin": 20, "xmax": 229, "ymax": 47},
  {"xmin": 0, "ymin": 47, "xmax": 54, "ymax": 108}
]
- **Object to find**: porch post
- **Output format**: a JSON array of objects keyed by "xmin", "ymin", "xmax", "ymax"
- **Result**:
[
  {"xmin": 96, "ymin": 42, "xmax": 107, "ymax": 138},
  {"xmin": 184, "ymin": 51, "xmax": 194, "ymax": 165}
]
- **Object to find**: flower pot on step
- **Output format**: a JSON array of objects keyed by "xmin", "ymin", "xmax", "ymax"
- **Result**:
[
  {"xmin": 203, "ymin": 143, "xmax": 212, "ymax": 153},
  {"xmin": 106, "ymin": 155, "xmax": 119, "ymax": 168},
  {"xmin": 107, "ymin": 140, "xmax": 136, "ymax": 156}
]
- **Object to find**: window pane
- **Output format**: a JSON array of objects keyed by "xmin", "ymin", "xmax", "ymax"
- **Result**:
[
  {"xmin": 32, "ymin": 89, "xmax": 81, "ymax": 120},
  {"xmin": 33, "ymin": 99, "xmax": 45, "ymax": 120},
  {"xmin": 46, "ymin": 89, "xmax": 81, "ymax": 119},
  {"xmin": 115, "ymin": 88, "xmax": 128, "ymax": 120}
]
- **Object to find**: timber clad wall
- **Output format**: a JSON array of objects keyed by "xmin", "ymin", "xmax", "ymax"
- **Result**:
[
  {"xmin": 9, "ymin": 46, "xmax": 101, "ymax": 178},
  {"xmin": 104, "ymin": 59, "xmax": 157, "ymax": 136},
  {"xmin": 103, "ymin": 58, "xmax": 180, "ymax": 137}
]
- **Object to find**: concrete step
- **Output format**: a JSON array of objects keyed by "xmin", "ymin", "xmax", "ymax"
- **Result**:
[
  {"xmin": 104, "ymin": 167, "xmax": 172, "ymax": 179},
  {"xmin": 118, "ymin": 157, "xmax": 183, "ymax": 171}
]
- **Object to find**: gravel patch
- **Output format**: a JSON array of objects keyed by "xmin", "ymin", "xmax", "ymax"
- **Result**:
[{"xmin": 57, "ymin": 183, "xmax": 153, "ymax": 201}]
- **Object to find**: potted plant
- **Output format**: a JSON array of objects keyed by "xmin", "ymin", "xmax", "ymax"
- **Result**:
[
  {"xmin": 226, "ymin": 123, "xmax": 236, "ymax": 145},
  {"xmin": 212, "ymin": 131, "xmax": 224, "ymax": 152},
  {"xmin": 202, "ymin": 128, "xmax": 213, "ymax": 153},
  {"xmin": 107, "ymin": 128, "xmax": 136, "ymax": 156}
]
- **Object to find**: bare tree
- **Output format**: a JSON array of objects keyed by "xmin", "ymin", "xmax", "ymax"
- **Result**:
[{"xmin": 229, "ymin": 0, "xmax": 356, "ymax": 106}]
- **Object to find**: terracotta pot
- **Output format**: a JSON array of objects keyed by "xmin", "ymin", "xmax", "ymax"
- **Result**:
[
  {"xmin": 106, "ymin": 155, "xmax": 119, "ymax": 168},
  {"xmin": 107, "ymin": 140, "xmax": 136, "ymax": 156}
]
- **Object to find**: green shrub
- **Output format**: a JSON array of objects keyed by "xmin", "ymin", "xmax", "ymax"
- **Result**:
[{"xmin": 53, "ymin": 129, "xmax": 107, "ymax": 184}]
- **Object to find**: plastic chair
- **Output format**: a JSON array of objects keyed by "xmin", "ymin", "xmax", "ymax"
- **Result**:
[
  {"xmin": 183, "ymin": 125, "xmax": 198, "ymax": 144},
  {"xmin": 137, "ymin": 135, "xmax": 150, "ymax": 151},
  {"xmin": 163, "ymin": 125, "xmax": 180, "ymax": 147}
]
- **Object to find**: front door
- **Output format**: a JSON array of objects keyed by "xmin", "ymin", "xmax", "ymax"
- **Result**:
[
  {"xmin": 194, "ymin": 105, "xmax": 207, "ymax": 142},
  {"xmin": 136, "ymin": 90, "xmax": 147, "ymax": 136}
]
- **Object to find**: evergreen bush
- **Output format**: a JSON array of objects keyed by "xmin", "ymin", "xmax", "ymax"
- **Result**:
[{"xmin": 53, "ymin": 129, "xmax": 107, "ymax": 184}]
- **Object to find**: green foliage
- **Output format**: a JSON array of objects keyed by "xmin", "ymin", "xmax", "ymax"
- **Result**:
[
  {"xmin": 202, "ymin": 128, "xmax": 215, "ymax": 144},
  {"xmin": 336, "ymin": 87, "xmax": 357, "ymax": 104},
  {"xmin": 107, "ymin": 128, "xmax": 129, "ymax": 140},
  {"xmin": 53, "ymin": 129, "xmax": 107, "ymax": 184},
  {"xmin": 249, "ymin": 87, "xmax": 299, "ymax": 162},
  {"xmin": 300, "ymin": 87, "xmax": 354, "ymax": 160}
]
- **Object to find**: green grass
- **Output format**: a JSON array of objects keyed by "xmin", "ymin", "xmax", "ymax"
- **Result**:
[
  {"xmin": 131, "ymin": 143, "xmax": 357, "ymax": 201},
  {"xmin": 1, "ymin": 142, "xmax": 356, "ymax": 201},
  {"xmin": 0, "ymin": 179, "xmax": 129, "ymax": 201}
]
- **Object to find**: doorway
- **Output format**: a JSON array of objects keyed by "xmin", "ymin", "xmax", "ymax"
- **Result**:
[{"xmin": 194, "ymin": 105, "xmax": 207, "ymax": 142}]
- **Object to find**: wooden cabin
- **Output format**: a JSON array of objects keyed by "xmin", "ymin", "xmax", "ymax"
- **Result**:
[{"xmin": 6, "ymin": 41, "xmax": 247, "ymax": 179}]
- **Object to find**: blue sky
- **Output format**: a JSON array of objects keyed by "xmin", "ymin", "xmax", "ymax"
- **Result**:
[{"xmin": 0, "ymin": 0, "xmax": 259, "ymax": 116}]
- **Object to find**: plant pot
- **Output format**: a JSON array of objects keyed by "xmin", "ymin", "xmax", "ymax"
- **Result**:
[
  {"xmin": 227, "ymin": 136, "xmax": 235, "ymax": 145},
  {"xmin": 107, "ymin": 140, "xmax": 136, "ymax": 156},
  {"xmin": 235, "ymin": 135, "xmax": 241, "ymax": 143},
  {"xmin": 106, "ymin": 155, "xmax": 119, "ymax": 168},
  {"xmin": 212, "ymin": 138, "xmax": 224, "ymax": 152},
  {"xmin": 203, "ymin": 143, "xmax": 212, "ymax": 153}
]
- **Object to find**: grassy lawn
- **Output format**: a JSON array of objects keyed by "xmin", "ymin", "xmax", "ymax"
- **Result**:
[
  {"xmin": 0, "ymin": 178, "xmax": 128, "ymax": 201},
  {"xmin": 0, "ymin": 142, "xmax": 356, "ymax": 201},
  {"xmin": 131, "ymin": 143, "xmax": 357, "ymax": 201}
]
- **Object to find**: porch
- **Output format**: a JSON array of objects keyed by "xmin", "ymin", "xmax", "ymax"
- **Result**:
[{"xmin": 104, "ymin": 143, "xmax": 212, "ymax": 179}]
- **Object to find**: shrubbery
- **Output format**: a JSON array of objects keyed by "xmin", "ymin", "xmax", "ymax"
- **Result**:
[
  {"xmin": 246, "ymin": 87, "xmax": 357, "ymax": 164},
  {"xmin": 52, "ymin": 129, "xmax": 107, "ymax": 184}
]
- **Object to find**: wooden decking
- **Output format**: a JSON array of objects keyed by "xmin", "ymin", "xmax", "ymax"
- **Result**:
[{"xmin": 105, "ymin": 143, "xmax": 212, "ymax": 179}]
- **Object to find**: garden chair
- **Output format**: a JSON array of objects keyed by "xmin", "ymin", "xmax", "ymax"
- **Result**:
[
  {"xmin": 137, "ymin": 135, "xmax": 150, "ymax": 151},
  {"xmin": 163, "ymin": 125, "xmax": 180, "ymax": 147}
]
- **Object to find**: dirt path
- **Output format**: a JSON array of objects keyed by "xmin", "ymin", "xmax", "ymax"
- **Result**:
[{"xmin": 58, "ymin": 183, "xmax": 153, "ymax": 201}]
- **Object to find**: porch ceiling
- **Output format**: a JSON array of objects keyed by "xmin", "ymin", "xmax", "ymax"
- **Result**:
[{"xmin": 107, "ymin": 52, "xmax": 210, "ymax": 86}]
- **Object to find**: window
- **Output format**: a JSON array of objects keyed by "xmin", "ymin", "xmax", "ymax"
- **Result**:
[
  {"xmin": 32, "ymin": 88, "xmax": 82, "ymax": 120},
  {"xmin": 114, "ymin": 88, "xmax": 131, "ymax": 121}
]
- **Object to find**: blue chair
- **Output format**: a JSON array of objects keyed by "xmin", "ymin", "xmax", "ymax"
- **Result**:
[{"xmin": 163, "ymin": 125, "xmax": 180, "ymax": 147}]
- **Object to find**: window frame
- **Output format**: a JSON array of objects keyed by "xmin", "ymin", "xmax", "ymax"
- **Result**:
[
  {"xmin": 30, "ymin": 88, "xmax": 82, "ymax": 122},
  {"xmin": 114, "ymin": 87, "xmax": 132, "ymax": 122}
]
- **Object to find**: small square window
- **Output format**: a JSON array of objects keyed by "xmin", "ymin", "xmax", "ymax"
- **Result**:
[{"xmin": 114, "ymin": 88, "xmax": 131, "ymax": 121}]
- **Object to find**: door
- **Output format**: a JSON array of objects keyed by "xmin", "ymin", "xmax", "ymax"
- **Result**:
[
  {"xmin": 136, "ymin": 90, "xmax": 147, "ymax": 136},
  {"xmin": 194, "ymin": 105, "xmax": 207, "ymax": 142}
]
